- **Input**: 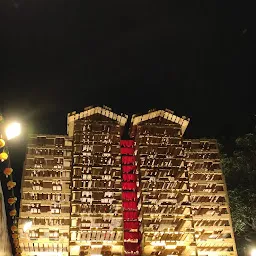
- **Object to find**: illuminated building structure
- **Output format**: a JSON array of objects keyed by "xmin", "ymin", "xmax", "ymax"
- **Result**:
[
  {"xmin": 67, "ymin": 107, "xmax": 127, "ymax": 256},
  {"xmin": 18, "ymin": 106, "xmax": 237, "ymax": 256},
  {"xmin": 18, "ymin": 135, "xmax": 73, "ymax": 256},
  {"xmin": 130, "ymin": 110, "xmax": 237, "ymax": 256}
]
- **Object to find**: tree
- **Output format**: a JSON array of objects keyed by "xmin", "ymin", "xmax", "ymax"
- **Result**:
[{"xmin": 221, "ymin": 133, "xmax": 256, "ymax": 255}]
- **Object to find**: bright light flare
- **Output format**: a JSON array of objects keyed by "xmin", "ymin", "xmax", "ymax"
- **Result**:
[
  {"xmin": 23, "ymin": 220, "xmax": 32, "ymax": 232},
  {"xmin": 5, "ymin": 122, "xmax": 21, "ymax": 140},
  {"xmin": 251, "ymin": 249, "xmax": 256, "ymax": 256}
]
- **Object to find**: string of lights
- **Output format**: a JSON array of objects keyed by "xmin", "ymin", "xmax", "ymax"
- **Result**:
[{"xmin": 0, "ymin": 115, "xmax": 22, "ymax": 256}]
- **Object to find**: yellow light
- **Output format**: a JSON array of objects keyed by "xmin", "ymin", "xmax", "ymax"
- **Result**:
[
  {"xmin": 5, "ymin": 122, "xmax": 21, "ymax": 140},
  {"xmin": 23, "ymin": 220, "xmax": 32, "ymax": 232},
  {"xmin": 70, "ymin": 246, "xmax": 80, "ymax": 254},
  {"xmin": 251, "ymin": 249, "xmax": 256, "ymax": 256},
  {"xmin": 165, "ymin": 245, "xmax": 177, "ymax": 249},
  {"xmin": 0, "ymin": 138, "xmax": 5, "ymax": 148},
  {"xmin": 32, "ymin": 253, "xmax": 63, "ymax": 256},
  {"xmin": 151, "ymin": 241, "xmax": 166, "ymax": 247},
  {"xmin": 91, "ymin": 245, "xmax": 103, "ymax": 248}
]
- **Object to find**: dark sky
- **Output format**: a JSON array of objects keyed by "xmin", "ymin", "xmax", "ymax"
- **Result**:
[{"xmin": 0, "ymin": 1, "xmax": 255, "ymax": 159}]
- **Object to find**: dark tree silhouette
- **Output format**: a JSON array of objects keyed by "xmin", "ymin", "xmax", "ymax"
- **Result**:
[{"xmin": 221, "ymin": 133, "xmax": 256, "ymax": 255}]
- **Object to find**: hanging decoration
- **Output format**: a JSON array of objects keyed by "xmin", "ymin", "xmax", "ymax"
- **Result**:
[
  {"xmin": 10, "ymin": 209, "xmax": 17, "ymax": 217},
  {"xmin": 11, "ymin": 225, "xmax": 18, "ymax": 233},
  {"xmin": 8, "ymin": 197, "xmax": 17, "ymax": 205},
  {"xmin": 15, "ymin": 249, "xmax": 21, "ymax": 253},
  {"xmin": 13, "ymin": 238, "xmax": 19, "ymax": 246},
  {"xmin": 0, "ymin": 138, "xmax": 5, "ymax": 148},
  {"xmin": 0, "ymin": 151, "xmax": 8, "ymax": 161},
  {"xmin": 12, "ymin": 233, "xmax": 18, "ymax": 239},
  {"xmin": 0, "ymin": 114, "xmax": 21, "ymax": 255},
  {"xmin": 4, "ymin": 167, "xmax": 13, "ymax": 177},
  {"xmin": 7, "ymin": 181, "xmax": 16, "ymax": 190}
]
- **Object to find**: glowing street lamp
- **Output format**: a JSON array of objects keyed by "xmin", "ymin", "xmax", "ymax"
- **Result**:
[
  {"xmin": 251, "ymin": 249, "xmax": 256, "ymax": 256},
  {"xmin": 5, "ymin": 122, "xmax": 21, "ymax": 140}
]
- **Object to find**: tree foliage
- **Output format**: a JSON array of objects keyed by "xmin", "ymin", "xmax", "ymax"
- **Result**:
[{"xmin": 221, "ymin": 133, "xmax": 256, "ymax": 253}]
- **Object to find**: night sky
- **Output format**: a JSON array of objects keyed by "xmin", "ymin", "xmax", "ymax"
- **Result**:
[{"xmin": 0, "ymin": 1, "xmax": 255, "ymax": 211}]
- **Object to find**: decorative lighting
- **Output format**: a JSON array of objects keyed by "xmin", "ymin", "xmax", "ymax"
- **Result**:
[
  {"xmin": 31, "ymin": 253, "xmax": 62, "ymax": 256},
  {"xmin": 91, "ymin": 245, "xmax": 103, "ymax": 248},
  {"xmin": 8, "ymin": 197, "xmax": 17, "ymax": 206},
  {"xmin": 11, "ymin": 225, "xmax": 18, "ymax": 232},
  {"xmin": 7, "ymin": 181, "xmax": 16, "ymax": 190},
  {"xmin": 0, "ymin": 138, "xmax": 5, "ymax": 148},
  {"xmin": 23, "ymin": 220, "xmax": 33, "ymax": 232},
  {"xmin": 4, "ymin": 167, "xmax": 13, "ymax": 177},
  {"xmin": 0, "ymin": 151, "xmax": 8, "ymax": 161},
  {"xmin": 165, "ymin": 245, "xmax": 177, "ymax": 249},
  {"xmin": 151, "ymin": 241, "xmax": 166, "ymax": 247},
  {"xmin": 10, "ymin": 209, "xmax": 17, "ymax": 217},
  {"xmin": 5, "ymin": 122, "xmax": 21, "ymax": 140},
  {"xmin": 0, "ymin": 116, "xmax": 21, "ymax": 256}
]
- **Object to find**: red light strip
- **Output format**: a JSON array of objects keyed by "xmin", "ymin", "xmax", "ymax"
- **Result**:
[{"xmin": 121, "ymin": 140, "xmax": 141, "ymax": 256}]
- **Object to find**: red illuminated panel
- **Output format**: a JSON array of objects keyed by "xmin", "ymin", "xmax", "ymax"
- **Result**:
[{"xmin": 121, "ymin": 140, "xmax": 141, "ymax": 255}]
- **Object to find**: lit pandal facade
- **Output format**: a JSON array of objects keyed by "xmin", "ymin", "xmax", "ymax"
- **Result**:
[
  {"xmin": 18, "ymin": 106, "xmax": 237, "ymax": 256},
  {"xmin": 18, "ymin": 135, "xmax": 73, "ymax": 256}
]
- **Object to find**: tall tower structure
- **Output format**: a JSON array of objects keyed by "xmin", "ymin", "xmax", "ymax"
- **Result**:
[
  {"xmin": 184, "ymin": 139, "xmax": 237, "ymax": 256},
  {"xmin": 130, "ymin": 109, "xmax": 237, "ymax": 256},
  {"xmin": 67, "ymin": 106, "xmax": 128, "ymax": 256},
  {"xmin": 131, "ymin": 110, "xmax": 195, "ymax": 256}
]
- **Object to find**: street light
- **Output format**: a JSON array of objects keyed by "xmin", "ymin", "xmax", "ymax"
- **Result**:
[
  {"xmin": 5, "ymin": 122, "xmax": 21, "ymax": 140},
  {"xmin": 251, "ymin": 248, "xmax": 256, "ymax": 256}
]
